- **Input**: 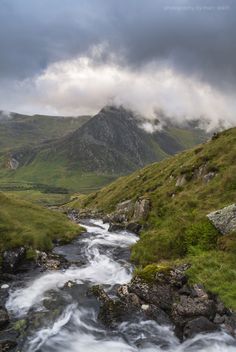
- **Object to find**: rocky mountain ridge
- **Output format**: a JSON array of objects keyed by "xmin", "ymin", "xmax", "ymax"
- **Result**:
[{"xmin": 0, "ymin": 106, "xmax": 207, "ymax": 192}]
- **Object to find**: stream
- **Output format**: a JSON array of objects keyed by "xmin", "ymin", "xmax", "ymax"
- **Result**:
[{"xmin": 5, "ymin": 220, "xmax": 236, "ymax": 352}]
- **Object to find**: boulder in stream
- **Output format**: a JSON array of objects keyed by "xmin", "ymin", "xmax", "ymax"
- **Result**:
[{"xmin": 2, "ymin": 247, "xmax": 26, "ymax": 274}]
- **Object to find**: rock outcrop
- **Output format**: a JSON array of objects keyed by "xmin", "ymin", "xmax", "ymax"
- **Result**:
[
  {"xmin": 104, "ymin": 197, "xmax": 151, "ymax": 234},
  {"xmin": 207, "ymin": 204, "xmax": 236, "ymax": 235},
  {"xmin": 90, "ymin": 264, "xmax": 236, "ymax": 341},
  {"xmin": 2, "ymin": 247, "xmax": 26, "ymax": 274}
]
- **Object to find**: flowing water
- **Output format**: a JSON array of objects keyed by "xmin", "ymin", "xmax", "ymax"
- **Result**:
[{"xmin": 6, "ymin": 220, "xmax": 236, "ymax": 351}]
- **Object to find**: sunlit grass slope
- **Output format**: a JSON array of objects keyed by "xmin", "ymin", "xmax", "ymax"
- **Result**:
[{"xmin": 0, "ymin": 192, "xmax": 83, "ymax": 253}]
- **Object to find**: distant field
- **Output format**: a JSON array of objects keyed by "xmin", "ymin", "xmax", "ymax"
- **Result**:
[
  {"xmin": 4, "ymin": 190, "xmax": 71, "ymax": 206},
  {"xmin": 0, "ymin": 169, "xmax": 117, "ymax": 194}
]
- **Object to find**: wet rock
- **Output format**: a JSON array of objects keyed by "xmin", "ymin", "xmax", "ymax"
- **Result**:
[
  {"xmin": 0, "ymin": 308, "xmax": 9, "ymax": 330},
  {"xmin": 102, "ymin": 215, "xmax": 112, "ymax": 224},
  {"xmin": 63, "ymin": 280, "xmax": 76, "ymax": 289},
  {"xmin": 0, "ymin": 290, "xmax": 9, "ymax": 309},
  {"xmin": 36, "ymin": 251, "xmax": 68, "ymax": 271},
  {"xmin": 207, "ymin": 203, "xmax": 236, "ymax": 235},
  {"xmin": 224, "ymin": 313, "xmax": 236, "ymax": 337},
  {"xmin": 98, "ymin": 299, "xmax": 127, "ymax": 327},
  {"xmin": 91, "ymin": 285, "xmax": 141, "ymax": 328},
  {"xmin": 183, "ymin": 316, "xmax": 218, "ymax": 339},
  {"xmin": 213, "ymin": 313, "xmax": 225, "ymax": 324},
  {"xmin": 89, "ymin": 285, "xmax": 110, "ymax": 304},
  {"xmin": 111, "ymin": 214, "xmax": 127, "ymax": 224},
  {"xmin": 126, "ymin": 222, "xmax": 142, "ymax": 234},
  {"xmin": 125, "ymin": 293, "xmax": 141, "ymax": 307},
  {"xmin": 0, "ymin": 274, "xmax": 16, "ymax": 283},
  {"xmin": 108, "ymin": 223, "xmax": 126, "ymax": 232},
  {"xmin": 43, "ymin": 290, "xmax": 70, "ymax": 311},
  {"xmin": 0, "ymin": 286, "xmax": 9, "ymax": 291},
  {"xmin": 90, "ymin": 285, "xmax": 126, "ymax": 327},
  {"xmin": 171, "ymin": 295, "xmax": 216, "ymax": 328},
  {"xmin": 0, "ymin": 338, "xmax": 17, "ymax": 351},
  {"xmin": 27, "ymin": 300, "xmax": 68, "ymax": 337},
  {"xmin": 2, "ymin": 247, "xmax": 26, "ymax": 274},
  {"xmin": 117, "ymin": 285, "xmax": 171, "ymax": 326},
  {"xmin": 44, "ymin": 259, "xmax": 61, "ymax": 270},
  {"xmin": 129, "ymin": 276, "xmax": 173, "ymax": 312},
  {"xmin": 117, "ymin": 284, "xmax": 129, "ymax": 298},
  {"xmin": 141, "ymin": 304, "xmax": 171, "ymax": 325}
]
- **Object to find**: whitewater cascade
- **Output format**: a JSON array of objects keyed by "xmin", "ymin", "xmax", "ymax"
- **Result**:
[{"xmin": 6, "ymin": 220, "xmax": 236, "ymax": 352}]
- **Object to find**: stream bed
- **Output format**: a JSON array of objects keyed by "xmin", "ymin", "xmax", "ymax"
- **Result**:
[{"xmin": 5, "ymin": 220, "xmax": 236, "ymax": 352}]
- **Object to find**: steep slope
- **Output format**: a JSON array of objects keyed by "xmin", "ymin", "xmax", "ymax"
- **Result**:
[
  {"xmin": 0, "ymin": 106, "xmax": 207, "ymax": 192},
  {"xmin": 0, "ymin": 111, "xmax": 91, "ymax": 152},
  {"xmin": 72, "ymin": 127, "xmax": 236, "ymax": 307},
  {"xmin": 0, "ymin": 192, "xmax": 83, "ymax": 253}
]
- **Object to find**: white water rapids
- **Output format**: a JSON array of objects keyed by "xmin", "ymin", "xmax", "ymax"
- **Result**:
[{"xmin": 5, "ymin": 220, "xmax": 236, "ymax": 351}]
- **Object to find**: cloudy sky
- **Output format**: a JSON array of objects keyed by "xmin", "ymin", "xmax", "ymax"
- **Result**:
[{"xmin": 0, "ymin": 0, "xmax": 235, "ymax": 129}]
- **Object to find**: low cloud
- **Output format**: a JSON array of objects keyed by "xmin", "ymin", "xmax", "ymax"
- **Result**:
[{"xmin": 0, "ymin": 52, "xmax": 235, "ymax": 132}]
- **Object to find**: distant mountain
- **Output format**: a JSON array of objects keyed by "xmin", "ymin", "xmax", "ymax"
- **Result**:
[
  {"xmin": 0, "ymin": 106, "xmax": 208, "ymax": 192},
  {"xmin": 0, "ymin": 111, "xmax": 91, "ymax": 152}
]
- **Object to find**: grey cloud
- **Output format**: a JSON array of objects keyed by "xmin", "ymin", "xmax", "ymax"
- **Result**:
[{"xmin": 0, "ymin": 0, "xmax": 235, "ymax": 91}]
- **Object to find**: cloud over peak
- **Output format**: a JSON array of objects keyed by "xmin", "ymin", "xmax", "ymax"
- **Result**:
[{"xmin": 0, "ymin": 0, "xmax": 235, "ymax": 129}]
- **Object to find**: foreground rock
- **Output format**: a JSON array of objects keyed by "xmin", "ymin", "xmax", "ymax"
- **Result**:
[
  {"xmin": 207, "ymin": 203, "xmax": 236, "ymax": 235},
  {"xmin": 90, "ymin": 264, "xmax": 236, "ymax": 341},
  {"xmin": 183, "ymin": 317, "xmax": 218, "ymax": 339},
  {"xmin": 2, "ymin": 247, "xmax": 26, "ymax": 274},
  {"xmin": 0, "ymin": 308, "xmax": 9, "ymax": 329}
]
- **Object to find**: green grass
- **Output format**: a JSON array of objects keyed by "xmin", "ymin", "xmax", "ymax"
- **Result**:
[
  {"xmin": 168, "ymin": 126, "xmax": 206, "ymax": 149},
  {"xmin": 0, "ymin": 155, "xmax": 117, "ymax": 193},
  {"xmin": 0, "ymin": 114, "xmax": 90, "ymax": 152},
  {"xmin": 0, "ymin": 192, "xmax": 84, "ymax": 253},
  {"xmin": 4, "ymin": 190, "xmax": 71, "ymax": 206},
  {"xmin": 186, "ymin": 251, "xmax": 236, "ymax": 309},
  {"xmin": 72, "ymin": 127, "xmax": 236, "ymax": 308}
]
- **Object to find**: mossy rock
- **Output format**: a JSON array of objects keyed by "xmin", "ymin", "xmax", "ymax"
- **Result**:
[{"xmin": 135, "ymin": 263, "xmax": 171, "ymax": 283}]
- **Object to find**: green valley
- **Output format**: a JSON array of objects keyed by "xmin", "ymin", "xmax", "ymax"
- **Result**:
[{"xmin": 0, "ymin": 106, "xmax": 207, "ymax": 194}]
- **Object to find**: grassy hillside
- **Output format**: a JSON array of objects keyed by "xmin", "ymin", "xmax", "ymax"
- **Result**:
[
  {"xmin": 0, "ymin": 112, "xmax": 91, "ymax": 152},
  {"xmin": 0, "ymin": 165, "xmax": 116, "ymax": 193},
  {"xmin": 3, "ymin": 190, "xmax": 71, "ymax": 207},
  {"xmin": 72, "ymin": 127, "xmax": 236, "ymax": 308},
  {"xmin": 0, "ymin": 192, "xmax": 83, "ymax": 253}
]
